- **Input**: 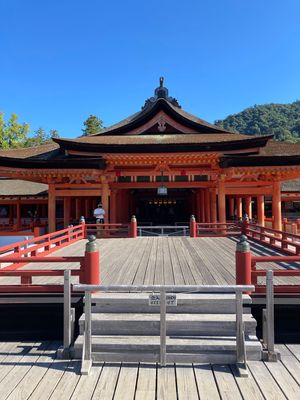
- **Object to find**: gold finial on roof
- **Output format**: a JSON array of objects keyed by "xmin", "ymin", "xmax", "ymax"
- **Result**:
[{"xmin": 159, "ymin": 76, "xmax": 164, "ymax": 87}]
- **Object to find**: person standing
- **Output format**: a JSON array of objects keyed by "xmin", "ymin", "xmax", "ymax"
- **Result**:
[{"xmin": 93, "ymin": 203, "xmax": 105, "ymax": 224}]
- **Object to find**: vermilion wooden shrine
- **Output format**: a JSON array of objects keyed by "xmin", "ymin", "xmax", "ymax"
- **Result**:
[{"xmin": 1, "ymin": 77, "xmax": 300, "ymax": 234}]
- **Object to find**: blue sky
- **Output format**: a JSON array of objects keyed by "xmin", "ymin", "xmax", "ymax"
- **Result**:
[{"xmin": 0, "ymin": 0, "xmax": 299, "ymax": 138}]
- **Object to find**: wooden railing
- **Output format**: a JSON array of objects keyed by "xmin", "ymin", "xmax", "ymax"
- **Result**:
[
  {"xmin": 0, "ymin": 235, "xmax": 100, "ymax": 293},
  {"xmin": 195, "ymin": 222, "xmax": 241, "ymax": 237},
  {"xmin": 84, "ymin": 223, "xmax": 131, "ymax": 238},
  {"xmin": 244, "ymin": 222, "xmax": 300, "ymax": 255},
  {"xmin": 236, "ymin": 236, "xmax": 300, "ymax": 294},
  {"xmin": 72, "ymin": 282, "xmax": 254, "ymax": 376},
  {"xmin": 0, "ymin": 225, "xmax": 84, "ymax": 270}
]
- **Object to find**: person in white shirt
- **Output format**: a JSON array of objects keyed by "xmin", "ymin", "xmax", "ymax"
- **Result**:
[{"xmin": 93, "ymin": 203, "xmax": 105, "ymax": 224}]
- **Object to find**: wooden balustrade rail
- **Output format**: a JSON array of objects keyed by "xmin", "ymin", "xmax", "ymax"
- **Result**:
[
  {"xmin": 196, "ymin": 222, "xmax": 241, "ymax": 237},
  {"xmin": 236, "ymin": 238, "xmax": 300, "ymax": 294},
  {"xmin": 245, "ymin": 223, "xmax": 300, "ymax": 255}
]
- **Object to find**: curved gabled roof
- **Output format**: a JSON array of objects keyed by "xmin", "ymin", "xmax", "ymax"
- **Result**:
[{"xmin": 89, "ymin": 98, "xmax": 235, "ymax": 136}]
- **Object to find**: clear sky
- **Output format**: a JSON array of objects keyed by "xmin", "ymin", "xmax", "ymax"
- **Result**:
[{"xmin": 0, "ymin": 0, "xmax": 299, "ymax": 138}]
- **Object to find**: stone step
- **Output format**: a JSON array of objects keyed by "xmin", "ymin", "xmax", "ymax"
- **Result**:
[
  {"xmin": 79, "ymin": 313, "xmax": 257, "ymax": 336},
  {"xmin": 73, "ymin": 334, "xmax": 262, "ymax": 362},
  {"xmin": 87, "ymin": 293, "xmax": 252, "ymax": 314}
]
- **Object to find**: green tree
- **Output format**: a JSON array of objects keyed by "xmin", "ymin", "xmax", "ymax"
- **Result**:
[
  {"xmin": 215, "ymin": 100, "xmax": 300, "ymax": 143},
  {"xmin": 82, "ymin": 114, "xmax": 103, "ymax": 136},
  {"xmin": 24, "ymin": 127, "xmax": 60, "ymax": 147},
  {"xmin": 0, "ymin": 112, "xmax": 30, "ymax": 149}
]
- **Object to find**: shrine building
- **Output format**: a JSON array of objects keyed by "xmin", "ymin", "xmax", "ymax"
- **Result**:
[{"xmin": 1, "ymin": 78, "xmax": 300, "ymax": 234}]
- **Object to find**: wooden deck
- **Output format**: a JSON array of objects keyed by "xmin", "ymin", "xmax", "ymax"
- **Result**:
[
  {"xmin": 1, "ymin": 236, "xmax": 300, "ymax": 286},
  {"xmin": 0, "ymin": 341, "xmax": 299, "ymax": 399}
]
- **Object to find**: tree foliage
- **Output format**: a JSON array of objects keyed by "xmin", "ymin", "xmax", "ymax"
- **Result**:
[
  {"xmin": 215, "ymin": 101, "xmax": 300, "ymax": 143},
  {"xmin": 24, "ymin": 128, "xmax": 60, "ymax": 147},
  {"xmin": 82, "ymin": 114, "xmax": 103, "ymax": 136},
  {"xmin": 0, "ymin": 112, "xmax": 30, "ymax": 149},
  {"xmin": 0, "ymin": 112, "xmax": 60, "ymax": 149}
]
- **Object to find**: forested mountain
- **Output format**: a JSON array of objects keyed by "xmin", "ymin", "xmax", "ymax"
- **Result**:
[{"xmin": 215, "ymin": 101, "xmax": 300, "ymax": 143}]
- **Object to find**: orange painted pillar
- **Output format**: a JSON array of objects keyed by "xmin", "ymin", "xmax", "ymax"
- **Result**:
[
  {"xmin": 245, "ymin": 196, "xmax": 252, "ymax": 220},
  {"xmin": 101, "ymin": 184, "xmax": 109, "ymax": 223},
  {"xmin": 272, "ymin": 181, "xmax": 282, "ymax": 231},
  {"xmin": 63, "ymin": 197, "xmax": 71, "ymax": 227},
  {"xmin": 75, "ymin": 199, "xmax": 81, "ymax": 220},
  {"xmin": 257, "ymin": 195, "xmax": 265, "ymax": 226},
  {"xmin": 205, "ymin": 190, "xmax": 211, "ymax": 223},
  {"xmin": 210, "ymin": 189, "xmax": 217, "ymax": 223},
  {"xmin": 236, "ymin": 196, "xmax": 242, "ymax": 219},
  {"xmin": 229, "ymin": 197, "xmax": 235, "ymax": 219},
  {"xmin": 16, "ymin": 202, "xmax": 21, "ymax": 230},
  {"xmin": 110, "ymin": 190, "xmax": 117, "ymax": 223},
  {"xmin": 196, "ymin": 189, "xmax": 201, "ymax": 222},
  {"xmin": 200, "ymin": 190, "xmax": 205, "ymax": 223},
  {"xmin": 48, "ymin": 184, "xmax": 56, "ymax": 232},
  {"xmin": 218, "ymin": 179, "xmax": 226, "ymax": 223}
]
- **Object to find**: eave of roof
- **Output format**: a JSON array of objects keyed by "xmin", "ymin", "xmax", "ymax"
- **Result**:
[
  {"xmin": 53, "ymin": 134, "xmax": 272, "ymax": 154},
  {"xmin": 0, "ymin": 156, "xmax": 106, "ymax": 169}
]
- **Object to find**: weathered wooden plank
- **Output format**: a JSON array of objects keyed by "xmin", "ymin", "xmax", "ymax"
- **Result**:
[
  {"xmin": 135, "ymin": 363, "xmax": 156, "ymax": 400},
  {"xmin": 6, "ymin": 342, "xmax": 60, "ymax": 400},
  {"xmin": 70, "ymin": 363, "xmax": 103, "ymax": 400},
  {"xmin": 0, "ymin": 342, "xmax": 48, "ymax": 399},
  {"xmin": 91, "ymin": 362, "xmax": 120, "ymax": 400},
  {"xmin": 0, "ymin": 342, "xmax": 36, "ymax": 384},
  {"xmin": 157, "ymin": 364, "xmax": 177, "ymax": 400},
  {"xmin": 175, "ymin": 363, "xmax": 199, "ymax": 399},
  {"xmin": 248, "ymin": 361, "xmax": 286, "ymax": 400},
  {"xmin": 212, "ymin": 364, "xmax": 242, "ymax": 400},
  {"xmin": 193, "ymin": 364, "xmax": 220, "ymax": 400},
  {"xmin": 29, "ymin": 359, "xmax": 71, "ymax": 400},
  {"xmin": 231, "ymin": 365, "xmax": 264, "ymax": 400},
  {"xmin": 264, "ymin": 359, "xmax": 300, "ymax": 399},
  {"xmin": 48, "ymin": 360, "xmax": 81, "ymax": 400},
  {"xmin": 113, "ymin": 363, "xmax": 139, "ymax": 400}
]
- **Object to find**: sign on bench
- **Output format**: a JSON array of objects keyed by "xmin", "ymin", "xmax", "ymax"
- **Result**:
[{"xmin": 149, "ymin": 294, "xmax": 177, "ymax": 306}]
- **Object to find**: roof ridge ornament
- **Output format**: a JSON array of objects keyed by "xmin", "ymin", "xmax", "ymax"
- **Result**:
[{"xmin": 142, "ymin": 77, "xmax": 181, "ymax": 110}]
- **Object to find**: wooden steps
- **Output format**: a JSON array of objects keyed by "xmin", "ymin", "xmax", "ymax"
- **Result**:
[{"xmin": 73, "ymin": 292, "xmax": 262, "ymax": 364}]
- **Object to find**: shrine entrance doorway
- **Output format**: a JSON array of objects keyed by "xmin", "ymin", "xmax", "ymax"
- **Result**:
[{"xmin": 133, "ymin": 189, "xmax": 193, "ymax": 225}]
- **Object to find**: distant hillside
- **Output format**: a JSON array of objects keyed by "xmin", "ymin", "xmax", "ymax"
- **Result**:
[{"xmin": 215, "ymin": 101, "xmax": 300, "ymax": 143}]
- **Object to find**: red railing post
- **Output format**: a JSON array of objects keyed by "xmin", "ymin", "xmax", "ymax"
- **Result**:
[
  {"xmin": 82, "ymin": 235, "xmax": 100, "ymax": 285},
  {"xmin": 130, "ymin": 215, "xmax": 137, "ymax": 238},
  {"xmin": 235, "ymin": 235, "xmax": 252, "ymax": 291},
  {"xmin": 190, "ymin": 215, "xmax": 197, "ymax": 238}
]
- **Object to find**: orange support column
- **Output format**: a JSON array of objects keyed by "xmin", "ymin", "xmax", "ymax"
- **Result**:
[
  {"xmin": 205, "ymin": 190, "xmax": 211, "ymax": 223},
  {"xmin": 272, "ymin": 181, "xmax": 282, "ymax": 231},
  {"xmin": 236, "ymin": 196, "xmax": 242, "ymax": 219},
  {"xmin": 257, "ymin": 195, "xmax": 265, "ymax": 226},
  {"xmin": 101, "ymin": 183, "xmax": 110, "ymax": 223},
  {"xmin": 48, "ymin": 184, "xmax": 56, "ymax": 233},
  {"xmin": 196, "ymin": 189, "xmax": 201, "ymax": 222},
  {"xmin": 16, "ymin": 202, "xmax": 21, "ymax": 230},
  {"xmin": 245, "ymin": 196, "xmax": 252, "ymax": 220},
  {"xmin": 63, "ymin": 197, "xmax": 71, "ymax": 227},
  {"xmin": 75, "ymin": 199, "xmax": 81, "ymax": 220},
  {"xmin": 200, "ymin": 190, "xmax": 205, "ymax": 223},
  {"xmin": 218, "ymin": 179, "xmax": 226, "ymax": 224},
  {"xmin": 229, "ymin": 197, "xmax": 235, "ymax": 219},
  {"xmin": 210, "ymin": 189, "xmax": 217, "ymax": 223},
  {"xmin": 110, "ymin": 190, "xmax": 117, "ymax": 223}
]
